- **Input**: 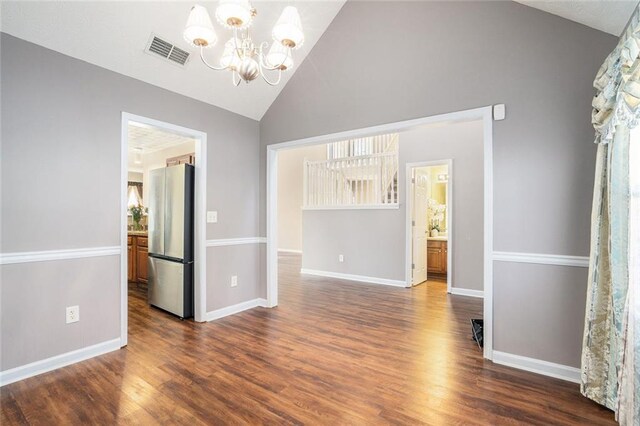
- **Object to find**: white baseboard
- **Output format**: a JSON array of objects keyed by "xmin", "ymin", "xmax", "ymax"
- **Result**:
[
  {"xmin": 450, "ymin": 288, "xmax": 484, "ymax": 298},
  {"xmin": 205, "ymin": 298, "xmax": 268, "ymax": 322},
  {"xmin": 0, "ymin": 338, "xmax": 121, "ymax": 387},
  {"xmin": 278, "ymin": 249, "xmax": 302, "ymax": 254},
  {"xmin": 300, "ymin": 268, "xmax": 406, "ymax": 287},
  {"xmin": 492, "ymin": 350, "xmax": 580, "ymax": 383}
]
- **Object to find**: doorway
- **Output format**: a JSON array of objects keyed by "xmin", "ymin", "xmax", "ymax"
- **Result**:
[
  {"xmin": 408, "ymin": 161, "xmax": 452, "ymax": 293},
  {"xmin": 267, "ymin": 106, "xmax": 494, "ymax": 360},
  {"xmin": 120, "ymin": 113, "xmax": 207, "ymax": 346}
]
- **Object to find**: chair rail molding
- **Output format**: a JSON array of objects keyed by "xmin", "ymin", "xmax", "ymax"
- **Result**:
[
  {"xmin": 0, "ymin": 246, "xmax": 121, "ymax": 265},
  {"xmin": 206, "ymin": 237, "xmax": 267, "ymax": 247},
  {"xmin": 492, "ymin": 251, "xmax": 589, "ymax": 268}
]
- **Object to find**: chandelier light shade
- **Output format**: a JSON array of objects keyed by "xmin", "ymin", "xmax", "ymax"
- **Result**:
[
  {"xmin": 184, "ymin": 2, "xmax": 303, "ymax": 86},
  {"xmin": 184, "ymin": 4, "xmax": 217, "ymax": 47},
  {"xmin": 220, "ymin": 38, "xmax": 242, "ymax": 70},
  {"xmin": 215, "ymin": 0, "xmax": 253, "ymax": 29},
  {"xmin": 272, "ymin": 6, "xmax": 304, "ymax": 49},
  {"xmin": 266, "ymin": 42, "xmax": 293, "ymax": 70}
]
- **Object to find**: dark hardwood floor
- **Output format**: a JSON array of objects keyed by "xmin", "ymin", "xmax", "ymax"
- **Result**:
[{"xmin": 1, "ymin": 253, "xmax": 614, "ymax": 424}]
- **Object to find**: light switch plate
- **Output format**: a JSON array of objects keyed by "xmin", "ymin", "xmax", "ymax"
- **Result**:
[
  {"xmin": 231, "ymin": 275, "xmax": 238, "ymax": 287},
  {"xmin": 207, "ymin": 211, "xmax": 218, "ymax": 223},
  {"xmin": 493, "ymin": 104, "xmax": 506, "ymax": 121}
]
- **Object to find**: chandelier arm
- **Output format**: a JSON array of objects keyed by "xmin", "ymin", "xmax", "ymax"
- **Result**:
[
  {"xmin": 199, "ymin": 46, "xmax": 227, "ymax": 71},
  {"xmin": 232, "ymin": 70, "xmax": 242, "ymax": 86},
  {"xmin": 259, "ymin": 65, "xmax": 283, "ymax": 86},
  {"xmin": 258, "ymin": 42, "xmax": 291, "ymax": 71},
  {"xmin": 233, "ymin": 28, "xmax": 243, "ymax": 59}
]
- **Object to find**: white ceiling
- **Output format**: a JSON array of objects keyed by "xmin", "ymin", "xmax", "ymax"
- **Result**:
[
  {"xmin": 128, "ymin": 122, "xmax": 195, "ymax": 153},
  {"xmin": 0, "ymin": 1, "xmax": 345, "ymax": 121},
  {"xmin": 127, "ymin": 123, "xmax": 195, "ymax": 171},
  {"xmin": 1, "ymin": 1, "xmax": 633, "ymax": 122},
  {"xmin": 514, "ymin": 0, "xmax": 637, "ymax": 36}
]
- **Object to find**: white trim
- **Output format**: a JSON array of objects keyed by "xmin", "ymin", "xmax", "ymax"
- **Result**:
[
  {"xmin": 206, "ymin": 237, "xmax": 267, "ymax": 247},
  {"xmin": 205, "ymin": 298, "xmax": 268, "ymax": 321},
  {"xmin": 120, "ymin": 115, "xmax": 129, "ymax": 345},
  {"xmin": 405, "ymin": 159, "xmax": 454, "ymax": 294},
  {"xmin": 278, "ymin": 248, "xmax": 303, "ymax": 254},
  {"xmin": 302, "ymin": 204, "xmax": 399, "ymax": 211},
  {"xmin": 492, "ymin": 251, "xmax": 589, "ymax": 268},
  {"xmin": 267, "ymin": 106, "xmax": 496, "ymax": 360},
  {"xmin": 300, "ymin": 268, "xmax": 406, "ymax": 287},
  {"xmin": 492, "ymin": 351, "xmax": 581, "ymax": 383},
  {"xmin": 0, "ymin": 246, "xmax": 120, "ymax": 265},
  {"xmin": 0, "ymin": 338, "xmax": 121, "ymax": 387},
  {"xmin": 270, "ymin": 107, "xmax": 493, "ymax": 151},
  {"xmin": 482, "ymin": 109, "xmax": 494, "ymax": 361},
  {"xmin": 194, "ymin": 124, "xmax": 208, "ymax": 324},
  {"xmin": 121, "ymin": 113, "xmax": 208, "ymax": 347},
  {"xmin": 450, "ymin": 288, "xmax": 484, "ymax": 298},
  {"xmin": 266, "ymin": 147, "xmax": 279, "ymax": 308}
]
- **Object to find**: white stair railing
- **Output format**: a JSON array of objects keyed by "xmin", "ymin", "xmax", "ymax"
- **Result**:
[
  {"xmin": 327, "ymin": 133, "xmax": 398, "ymax": 160},
  {"xmin": 380, "ymin": 134, "xmax": 399, "ymax": 202},
  {"xmin": 303, "ymin": 151, "xmax": 398, "ymax": 208}
]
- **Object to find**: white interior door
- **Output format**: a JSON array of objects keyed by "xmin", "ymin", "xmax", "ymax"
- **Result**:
[{"xmin": 412, "ymin": 169, "xmax": 429, "ymax": 285}]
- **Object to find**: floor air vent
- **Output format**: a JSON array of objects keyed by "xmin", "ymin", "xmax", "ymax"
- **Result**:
[{"xmin": 145, "ymin": 34, "xmax": 190, "ymax": 66}]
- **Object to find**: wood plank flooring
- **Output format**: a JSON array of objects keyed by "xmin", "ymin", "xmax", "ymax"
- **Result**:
[{"xmin": 1, "ymin": 253, "xmax": 614, "ymax": 424}]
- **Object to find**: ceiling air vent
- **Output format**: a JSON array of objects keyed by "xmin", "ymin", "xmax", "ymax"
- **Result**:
[{"xmin": 145, "ymin": 34, "xmax": 190, "ymax": 67}]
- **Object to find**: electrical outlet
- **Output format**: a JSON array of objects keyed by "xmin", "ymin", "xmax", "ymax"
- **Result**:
[
  {"xmin": 231, "ymin": 275, "xmax": 238, "ymax": 287},
  {"xmin": 207, "ymin": 211, "xmax": 218, "ymax": 223},
  {"xmin": 338, "ymin": 254, "xmax": 344, "ymax": 263},
  {"xmin": 66, "ymin": 306, "xmax": 79, "ymax": 324}
]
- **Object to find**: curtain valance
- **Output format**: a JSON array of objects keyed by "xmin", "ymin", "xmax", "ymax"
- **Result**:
[{"xmin": 593, "ymin": 5, "xmax": 640, "ymax": 144}]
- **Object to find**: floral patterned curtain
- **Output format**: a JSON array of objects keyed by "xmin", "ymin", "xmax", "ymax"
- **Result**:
[{"xmin": 582, "ymin": 5, "xmax": 640, "ymax": 425}]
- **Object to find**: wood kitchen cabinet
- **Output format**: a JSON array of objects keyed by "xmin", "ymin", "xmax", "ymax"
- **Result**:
[
  {"xmin": 427, "ymin": 240, "xmax": 448, "ymax": 279},
  {"xmin": 166, "ymin": 153, "xmax": 195, "ymax": 167},
  {"xmin": 128, "ymin": 234, "xmax": 148, "ymax": 286},
  {"xmin": 127, "ymin": 237, "xmax": 134, "ymax": 282},
  {"xmin": 136, "ymin": 237, "xmax": 148, "ymax": 284}
]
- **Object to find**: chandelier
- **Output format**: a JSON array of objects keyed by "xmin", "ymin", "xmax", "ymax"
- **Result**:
[{"xmin": 183, "ymin": 1, "xmax": 304, "ymax": 86}]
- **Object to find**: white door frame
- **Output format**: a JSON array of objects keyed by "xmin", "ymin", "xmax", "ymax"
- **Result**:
[
  {"xmin": 120, "ymin": 112, "xmax": 208, "ymax": 346},
  {"xmin": 266, "ymin": 106, "xmax": 494, "ymax": 360},
  {"xmin": 406, "ymin": 159, "xmax": 453, "ymax": 293}
]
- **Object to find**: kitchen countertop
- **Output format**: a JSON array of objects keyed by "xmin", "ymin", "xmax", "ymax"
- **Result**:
[
  {"xmin": 128, "ymin": 231, "xmax": 148, "ymax": 237},
  {"xmin": 427, "ymin": 236, "xmax": 448, "ymax": 241}
]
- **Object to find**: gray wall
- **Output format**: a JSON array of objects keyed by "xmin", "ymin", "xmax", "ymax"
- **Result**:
[
  {"xmin": 260, "ymin": 2, "xmax": 616, "ymax": 367},
  {"xmin": 1, "ymin": 257, "xmax": 120, "ymax": 370},
  {"xmin": 302, "ymin": 119, "xmax": 484, "ymax": 291},
  {"xmin": 0, "ymin": 34, "xmax": 261, "ymax": 371}
]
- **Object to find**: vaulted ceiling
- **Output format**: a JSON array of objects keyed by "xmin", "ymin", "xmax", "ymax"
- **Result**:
[
  {"xmin": 1, "ymin": 1, "xmax": 634, "ymax": 121},
  {"xmin": 0, "ymin": 1, "xmax": 346, "ymax": 121},
  {"xmin": 514, "ymin": 0, "xmax": 637, "ymax": 36}
]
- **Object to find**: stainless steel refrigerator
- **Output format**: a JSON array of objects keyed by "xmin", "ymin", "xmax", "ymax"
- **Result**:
[{"xmin": 147, "ymin": 164, "xmax": 195, "ymax": 319}]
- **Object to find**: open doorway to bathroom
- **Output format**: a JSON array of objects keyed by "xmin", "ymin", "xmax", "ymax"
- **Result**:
[{"xmin": 408, "ymin": 161, "xmax": 452, "ymax": 292}]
